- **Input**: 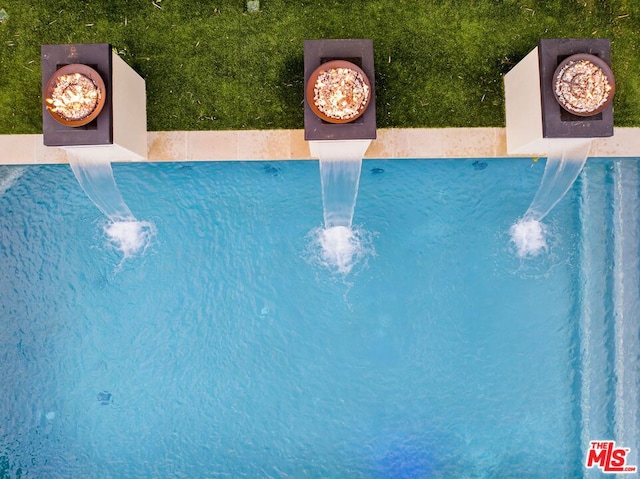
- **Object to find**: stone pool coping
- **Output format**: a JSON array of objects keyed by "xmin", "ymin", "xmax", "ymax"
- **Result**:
[{"xmin": 1, "ymin": 127, "xmax": 639, "ymax": 164}]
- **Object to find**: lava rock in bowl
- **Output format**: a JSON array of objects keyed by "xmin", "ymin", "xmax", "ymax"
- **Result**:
[
  {"xmin": 306, "ymin": 60, "xmax": 371, "ymax": 123},
  {"xmin": 45, "ymin": 63, "xmax": 106, "ymax": 127},
  {"xmin": 553, "ymin": 53, "xmax": 615, "ymax": 117}
]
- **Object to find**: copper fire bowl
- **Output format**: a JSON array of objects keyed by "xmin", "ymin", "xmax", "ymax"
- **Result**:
[
  {"xmin": 306, "ymin": 60, "xmax": 371, "ymax": 124},
  {"xmin": 44, "ymin": 63, "xmax": 106, "ymax": 127},
  {"xmin": 552, "ymin": 53, "xmax": 615, "ymax": 117}
]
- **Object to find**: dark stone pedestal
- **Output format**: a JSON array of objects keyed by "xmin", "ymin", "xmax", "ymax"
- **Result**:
[
  {"xmin": 538, "ymin": 38, "xmax": 613, "ymax": 138},
  {"xmin": 41, "ymin": 43, "xmax": 113, "ymax": 146},
  {"xmin": 304, "ymin": 39, "xmax": 376, "ymax": 141}
]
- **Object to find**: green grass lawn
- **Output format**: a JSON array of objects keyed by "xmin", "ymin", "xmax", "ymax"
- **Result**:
[{"xmin": 0, "ymin": 0, "xmax": 639, "ymax": 133}]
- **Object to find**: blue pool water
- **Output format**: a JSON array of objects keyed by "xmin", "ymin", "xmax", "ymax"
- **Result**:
[{"xmin": 0, "ymin": 158, "xmax": 638, "ymax": 478}]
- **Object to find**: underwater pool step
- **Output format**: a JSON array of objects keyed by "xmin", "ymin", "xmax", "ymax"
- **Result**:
[
  {"xmin": 578, "ymin": 160, "xmax": 640, "ymax": 476},
  {"xmin": 611, "ymin": 160, "xmax": 640, "ymax": 470},
  {"xmin": 578, "ymin": 163, "xmax": 615, "ymax": 477}
]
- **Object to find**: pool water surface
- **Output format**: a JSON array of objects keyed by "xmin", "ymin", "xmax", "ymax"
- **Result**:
[{"xmin": 0, "ymin": 158, "xmax": 638, "ymax": 478}]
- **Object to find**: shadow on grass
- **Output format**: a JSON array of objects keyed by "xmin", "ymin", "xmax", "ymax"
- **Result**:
[{"xmin": 275, "ymin": 54, "xmax": 305, "ymax": 129}]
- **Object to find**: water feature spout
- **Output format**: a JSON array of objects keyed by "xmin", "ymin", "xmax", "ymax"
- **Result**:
[
  {"xmin": 315, "ymin": 140, "xmax": 369, "ymax": 229},
  {"xmin": 311, "ymin": 140, "xmax": 370, "ymax": 273},
  {"xmin": 511, "ymin": 139, "xmax": 591, "ymax": 257},
  {"xmin": 66, "ymin": 148, "xmax": 153, "ymax": 257},
  {"xmin": 67, "ymin": 148, "xmax": 134, "ymax": 222},
  {"xmin": 523, "ymin": 139, "xmax": 591, "ymax": 222}
]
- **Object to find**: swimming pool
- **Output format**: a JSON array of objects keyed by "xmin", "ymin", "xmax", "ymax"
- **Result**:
[{"xmin": 0, "ymin": 157, "xmax": 638, "ymax": 478}]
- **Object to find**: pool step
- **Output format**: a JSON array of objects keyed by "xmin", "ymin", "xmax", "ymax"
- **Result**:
[
  {"xmin": 578, "ymin": 162, "xmax": 615, "ymax": 478},
  {"xmin": 578, "ymin": 159, "xmax": 640, "ymax": 476},
  {"xmin": 611, "ymin": 160, "xmax": 640, "ymax": 471}
]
